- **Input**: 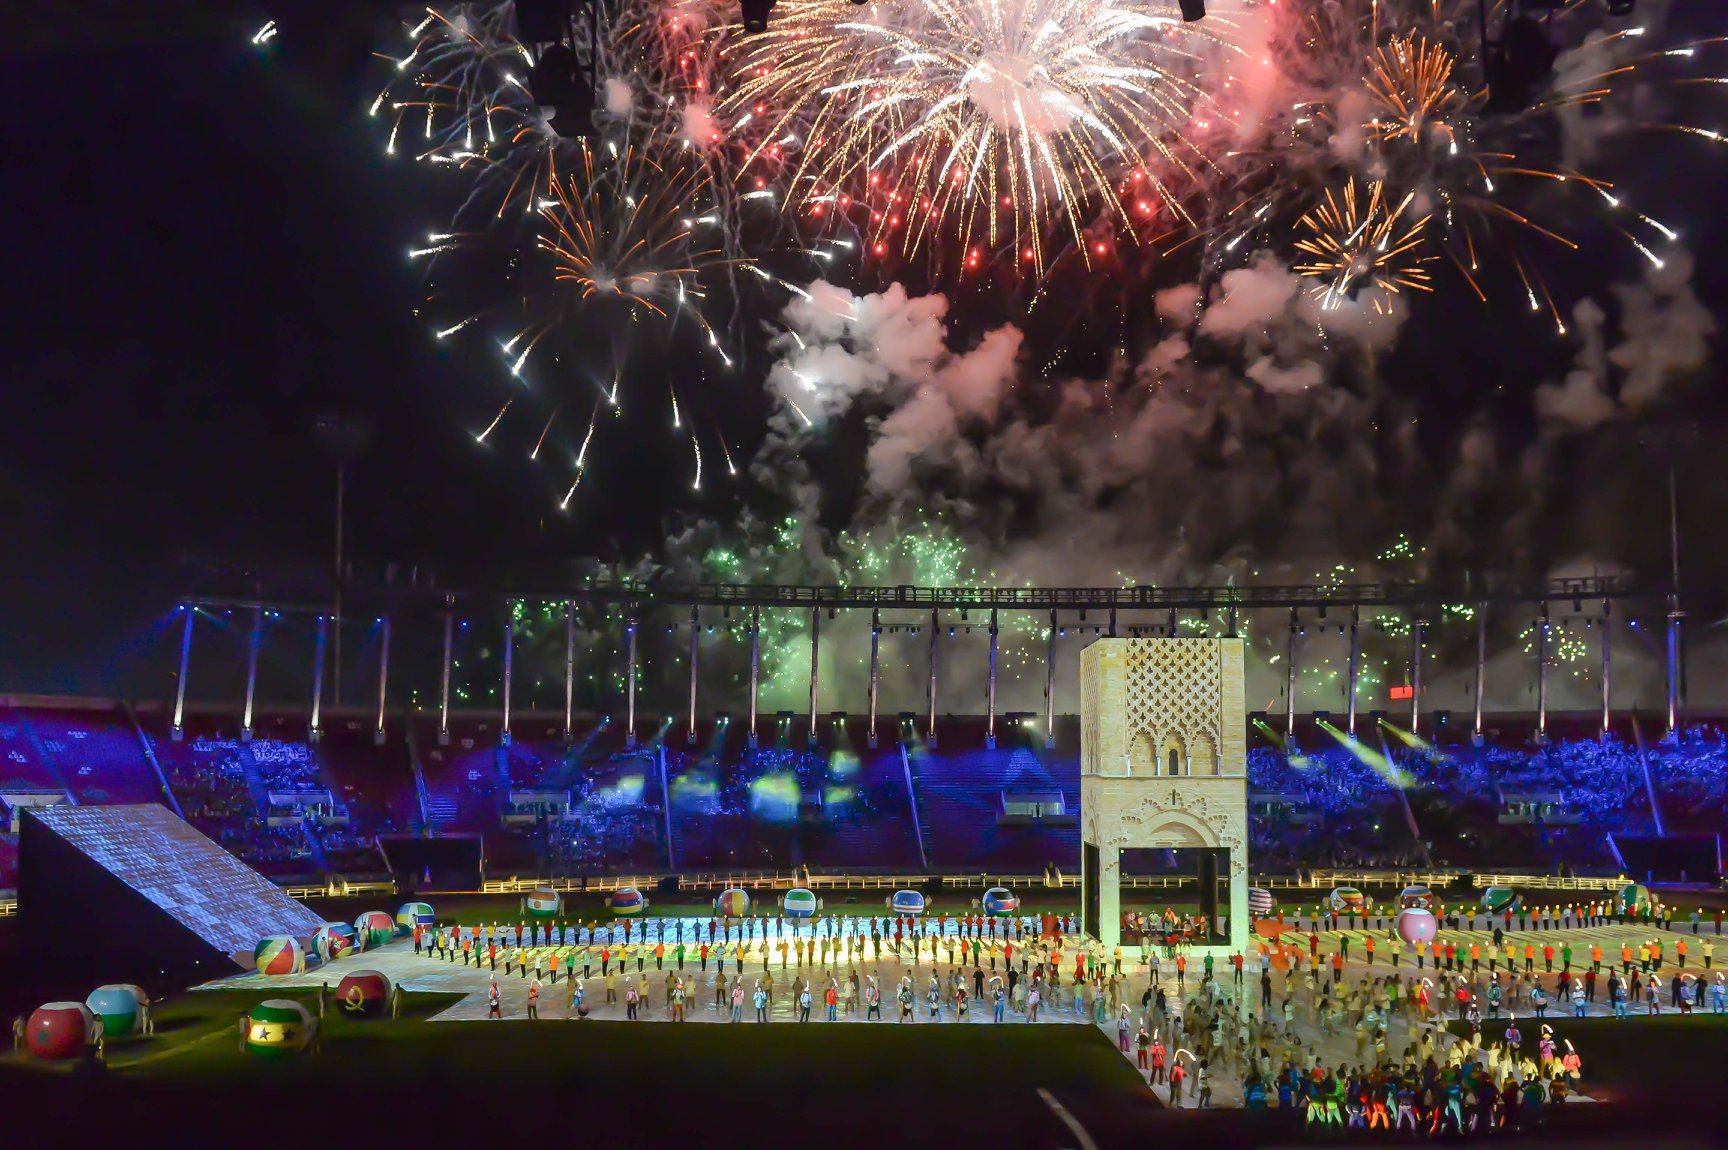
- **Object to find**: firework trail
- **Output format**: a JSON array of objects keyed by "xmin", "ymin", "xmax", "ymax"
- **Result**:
[{"xmin": 378, "ymin": 2, "xmax": 818, "ymax": 499}]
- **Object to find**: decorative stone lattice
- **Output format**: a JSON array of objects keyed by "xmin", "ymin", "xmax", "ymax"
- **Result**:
[{"xmin": 1122, "ymin": 639, "xmax": 1224, "ymax": 776}]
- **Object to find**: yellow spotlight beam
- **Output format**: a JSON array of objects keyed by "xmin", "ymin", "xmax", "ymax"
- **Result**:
[
  {"xmin": 1253, "ymin": 718, "xmax": 1287, "ymax": 752},
  {"xmin": 1379, "ymin": 718, "xmax": 1434, "ymax": 753},
  {"xmin": 1317, "ymin": 719, "xmax": 1415, "ymax": 789}
]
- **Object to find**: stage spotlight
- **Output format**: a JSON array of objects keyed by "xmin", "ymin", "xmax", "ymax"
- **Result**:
[
  {"xmin": 1313, "ymin": 711, "xmax": 1331, "ymax": 724},
  {"xmin": 515, "ymin": 0, "xmax": 571, "ymax": 42},
  {"xmin": 1179, "ymin": 0, "xmax": 1205, "ymax": 20},
  {"xmin": 740, "ymin": 0, "xmax": 776, "ymax": 34}
]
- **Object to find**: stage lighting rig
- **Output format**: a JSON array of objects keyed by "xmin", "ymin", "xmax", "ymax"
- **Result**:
[
  {"xmin": 1480, "ymin": 0, "xmax": 1559, "ymax": 113},
  {"xmin": 516, "ymin": 0, "xmax": 602, "ymax": 138},
  {"xmin": 741, "ymin": 0, "xmax": 776, "ymax": 34}
]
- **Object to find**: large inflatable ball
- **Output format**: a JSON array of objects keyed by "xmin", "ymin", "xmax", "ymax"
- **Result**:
[
  {"xmin": 396, "ymin": 902, "xmax": 435, "ymax": 932},
  {"xmin": 1617, "ymin": 883, "xmax": 1653, "ymax": 916},
  {"xmin": 335, "ymin": 970, "xmax": 394, "ymax": 1018},
  {"xmin": 1395, "ymin": 908, "xmax": 1439, "ymax": 945},
  {"xmin": 525, "ymin": 887, "xmax": 563, "ymax": 919},
  {"xmin": 26, "ymin": 1002, "xmax": 95, "ymax": 1061},
  {"xmin": 85, "ymin": 985, "xmax": 142, "ymax": 1038},
  {"xmin": 714, "ymin": 888, "xmax": 751, "ymax": 917},
  {"xmin": 1399, "ymin": 885, "xmax": 1435, "ymax": 912},
  {"xmin": 889, "ymin": 890, "xmax": 927, "ymax": 916},
  {"xmin": 354, "ymin": 911, "xmax": 396, "ymax": 949},
  {"xmin": 609, "ymin": 887, "xmax": 647, "ymax": 916},
  {"xmin": 254, "ymin": 934, "xmax": 306, "ymax": 976},
  {"xmin": 245, "ymin": 999, "xmax": 314, "ymax": 1059},
  {"xmin": 1481, "ymin": 886, "xmax": 1521, "ymax": 915},
  {"xmin": 982, "ymin": 887, "xmax": 1019, "ymax": 917},
  {"xmin": 311, "ymin": 922, "xmax": 357, "ymax": 962},
  {"xmin": 782, "ymin": 888, "xmax": 819, "ymax": 919},
  {"xmin": 1248, "ymin": 887, "xmax": 1275, "ymax": 918},
  {"xmin": 1328, "ymin": 887, "xmax": 1372, "ymax": 914}
]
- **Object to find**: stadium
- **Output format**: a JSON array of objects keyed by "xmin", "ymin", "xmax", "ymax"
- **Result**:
[
  {"xmin": 4, "ymin": 570, "xmax": 1728, "ymax": 1145},
  {"xmin": 7, "ymin": 0, "xmax": 1728, "ymax": 1145}
]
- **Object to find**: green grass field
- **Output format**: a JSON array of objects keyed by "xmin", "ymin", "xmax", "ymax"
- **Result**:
[
  {"xmin": 7, "ymin": 982, "xmax": 1726, "ymax": 1147},
  {"xmin": 0, "ymin": 990, "xmax": 1158, "ymax": 1147}
]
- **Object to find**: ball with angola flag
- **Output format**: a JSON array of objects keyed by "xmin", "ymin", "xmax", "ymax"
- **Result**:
[{"xmin": 335, "ymin": 969, "xmax": 394, "ymax": 1017}]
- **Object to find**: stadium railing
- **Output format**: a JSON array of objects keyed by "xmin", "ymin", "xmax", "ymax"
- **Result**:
[
  {"xmin": 1470, "ymin": 872, "xmax": 1627, "ymax": 891},
  {"xmin": 479, "ymin": 872, "xmax": 1196, "ymax": 895},
  {"xmin": 279, "ymin": 879, "xmax": 397, "ymax": 899}
]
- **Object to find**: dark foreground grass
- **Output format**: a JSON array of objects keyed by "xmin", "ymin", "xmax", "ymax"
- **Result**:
[
  {"xmin": 4, "ymin": 987, "xmax": 1727, "ymax": 1149},
  {"xmin": 0, "ymin": 999, "xmax": 1160, "ymax": 1149}
]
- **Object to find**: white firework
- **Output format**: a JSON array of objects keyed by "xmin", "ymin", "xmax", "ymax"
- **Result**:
[{"xmin": 716, "ymin": 0, "xmax": 1244, "ymax": 272}]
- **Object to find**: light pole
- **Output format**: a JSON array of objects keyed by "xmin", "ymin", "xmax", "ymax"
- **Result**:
[{"xmin": 314, "ymin": 414, "xmax": 368, "ymax": 711}]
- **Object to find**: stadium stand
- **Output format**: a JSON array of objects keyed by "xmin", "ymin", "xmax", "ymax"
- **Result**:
[
  {"xmin": 906, "ymin": 717, "xmax": 1078, "ymax": 870},
  {"xmin": 1, "ymin": 697, "xmax": 1724, "ymax": 888},
  {"xmin": 18, "ymin": 703, "xmax": 170, "ymax": 806}
]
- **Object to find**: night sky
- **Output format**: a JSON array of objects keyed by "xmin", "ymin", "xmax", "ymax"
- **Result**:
[
  {"xmin": 1, "ymin": 6, "xmax": 737, "ymax": 693},
  {"xmin": 3, "ymin": 3, "xmax": 1726, "ymax": 698}
]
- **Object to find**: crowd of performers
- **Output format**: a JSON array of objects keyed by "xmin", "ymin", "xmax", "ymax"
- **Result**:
[
  {"xmin": 410, "ymin": 909, "xmax": 1084, "ymax": 977},
  {"xmin": 390, "ymin": 899, "xmax": 1726, "ymax": 1128}
]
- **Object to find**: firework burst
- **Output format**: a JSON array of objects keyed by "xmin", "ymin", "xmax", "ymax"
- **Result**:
[
  {"xmin": 1365, "ymin": 34, "xmax": 1465, "ymax": 147},
  {"xmin": 377, "ymin": 2, "xmax": 824, "ymax": 501},
  {"xmin": 714, "ymin": 0, "xmax": 1241, "ymax": 274},
  {"xmin": 373, "ymin": 4, "xmax": 563, "ymax": 221},
  {"xmin": 1293, "ymin": 177, "xmax": 1436, "ymax": 309},
  {"xmin": 1204, "ymin": 0, "xmax": 1726, "ymax": 327},
  {"xmin": 409, "ymin": 126, "xmax": 779, "ymax": 502},
  {"xmin": 538, "ymin": 142, "xmax": 731, "ymax": 320}
]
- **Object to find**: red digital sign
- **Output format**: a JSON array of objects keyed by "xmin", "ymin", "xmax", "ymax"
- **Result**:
[{"xmin": 1389, "ymin": 686, "xmax": 1414, "ymax": 700}]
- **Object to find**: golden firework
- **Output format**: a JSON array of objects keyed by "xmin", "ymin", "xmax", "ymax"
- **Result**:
[
  {"xmin": 1365, "ymin": 34, "xmax": 1466, "ymax": 146},
  {"xmin": 1293, "ymin": 178, "xmax": 1436, "ymax": 308}
]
